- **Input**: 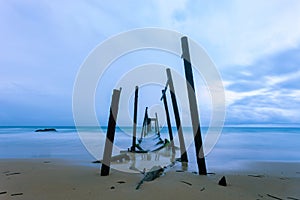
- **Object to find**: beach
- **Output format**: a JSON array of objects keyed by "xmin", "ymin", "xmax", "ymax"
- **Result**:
[
  {"xmin": 0, "ymin": 159, "xmax": 299, "ymax": 200},
  {"xmin": 0, "ymin": 127, "xmax": 300, "ymax": 199},
  {"xmin": 2, "ymin": 1, "xmax": 300, "ymax": 199}
]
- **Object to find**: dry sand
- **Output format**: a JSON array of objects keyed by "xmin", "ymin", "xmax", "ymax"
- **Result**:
[{"xmin": 0, "ymin": 159, "xmax": 299, "ymax": 200}]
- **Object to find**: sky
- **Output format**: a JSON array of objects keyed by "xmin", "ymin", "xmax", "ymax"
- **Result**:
[{"xmin": 1, "ymin": 0, "xmax": 300, "ymax": 126}]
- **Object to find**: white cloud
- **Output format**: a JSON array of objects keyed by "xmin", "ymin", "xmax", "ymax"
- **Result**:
[
  {"xmin": 265, "ymin": 70, "xmax": 300, "ymax": 86},
  {"xmin": 225, "ymin": 88, "xmax": 267, "ymax": 106},
  {"xmin": 1, "ymin": 0, "xmax": 300, "ymax": 125},
  {"xmin": 225, "ymin": 69, "xmax": 300, "ymax": 107},
  {"xmin": 152, "ymin": 0, "xmax": 300, "ymax": 67}
]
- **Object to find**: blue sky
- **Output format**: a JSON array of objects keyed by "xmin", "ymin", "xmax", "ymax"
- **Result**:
[{"xmin": 1, "ymin": 0, "xmax": 300, "ymax": 126}]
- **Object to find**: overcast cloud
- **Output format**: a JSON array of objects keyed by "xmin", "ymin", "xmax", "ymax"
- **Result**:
[{"xmin": 1, "ymin": 0, "xmax": 300, "ymax": 126}]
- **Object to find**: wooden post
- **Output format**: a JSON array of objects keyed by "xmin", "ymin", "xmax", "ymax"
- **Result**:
[
  {"xmin": 181, "ymin": 36, "xmax": 207, "ymax": 175},
  {"xmin": 101, "ymin": 88, "xmax": 122, "ymax": 176},
  {"xmin": 131, "ymin": 86, "xmax": 138, "ymax": 152},
  {"xmin": 140, "ymin": 107, "xmax": 149, "ymax": 140},
  {"xmin": 155, "ymin": 112, "xmax": 160, "ymax": 136},
  {"xmin": 162, "ymin": 89, "xmax": 175, "ymax": 153},
  {"xmin": 166, "ymin": 68, "xmax": 188, "ymax": 162},
  {"xmin": 146, "ymin": 109, "xmax": 151, "ymax": 134}
]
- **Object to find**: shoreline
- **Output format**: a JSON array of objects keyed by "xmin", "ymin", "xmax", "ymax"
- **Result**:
[{"xmin": 0, "ymin": 158, "xmax": 299, "ymax": 200}]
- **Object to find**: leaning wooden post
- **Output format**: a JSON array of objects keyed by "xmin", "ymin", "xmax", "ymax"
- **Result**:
[
  {"xmin": 166, "ymin": 68, "xmax": 188, "ymax": 162},
  {"xmin": 131, "ymin": 86, "xmax": 139, "ymax": 152},
  {"xmin": 101, "ymin": 88, "xmax": 122, "ymax": 176},
  {"xmin": 181, "ymin": 36, "xmax": 207, "ymax": 175},
  {"xmin": 161, "ymin": 89, "xmax": 175, "ymax": 153}
]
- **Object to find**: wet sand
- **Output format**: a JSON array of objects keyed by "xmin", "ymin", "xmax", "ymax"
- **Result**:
[{"xmin": 0, "ymin": 159, "xmax": 299, "ymax": 200}]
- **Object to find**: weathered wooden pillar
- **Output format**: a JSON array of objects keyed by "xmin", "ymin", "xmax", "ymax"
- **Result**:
[
  {"xmin": 101, "ymin": 88, "xmax": 122, "ymax": 176},
  {"xmin": 140, "ymin": 107, "xmax": 149, "ymax": 139},
  {"xmin": 131, "ymin": 86, "xmax": 139, "ymax": 152},
  {"xmin": 181, "ymin": 36, "xmax": 207, "ymax": 175},
  {"xmin": 166, "ymin": 68, "xmax": 188, "ymax": 162},
  {"xmin": 161, "ymin": 89, "xmax": 175, "ymax": 153},
  {"xmin": 155, "ymin": 112, "xmax": 160, "ymax": 136}
]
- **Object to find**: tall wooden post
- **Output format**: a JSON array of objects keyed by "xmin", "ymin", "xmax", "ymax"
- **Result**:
[
  {"xmin": 101, "ymin": 88, "xmax": 122, "ymax": 176},
  {"xmin": 166, "ymin": 68, "xmax": 188, "ymax": 162},
  {"xmin": 181, "ymin": 36, "xmax": 207, "ymax": 175},
  {"xmin": 162, "ymin": 89, "xmax": 175, "ymax": 153},
  {"xmin": 131, "ymin": 86, "xmax": 138, "ymax": 152},
  {"xmin": 155, "ymin": 112, "xmax": 160, "ymax": 136}
]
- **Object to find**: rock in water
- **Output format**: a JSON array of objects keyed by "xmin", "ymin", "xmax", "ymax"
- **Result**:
[
  {"xmin": 218, "ymin": 176, "xmax": 227, "ymax": 186},
  {"xmin": 35, "ymin": 128, "xmax": 57, "ymax": 132}
]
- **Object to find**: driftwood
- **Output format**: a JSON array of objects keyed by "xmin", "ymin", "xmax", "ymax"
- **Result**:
[
  {"xmin": 11, "ymin": 193, "xmax": 23, "ymax": 196},
  {"xmin": 180, "ymin": 180, "xmax": 192, "ymax": 186},
  {"xmin": 5, "ymin": 172, "xmax": 20, "ymax": 176},
  {"xmin": 287, "ymin": 197, "xmax": 300, "ymax": 200},
  {"xmin": 136, "ymin": 166, "xmax": 164, "ymax": 190},
  {"xmin": 248, "ymin": 174, "xmax": 264, "ymax": 178},
  {"xmin": 267, "ymin": 194, "xmax": 283, "ymax": 200}
]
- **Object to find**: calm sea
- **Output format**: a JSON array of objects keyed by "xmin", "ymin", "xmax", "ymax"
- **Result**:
[{"xmin": 0, "ymin": 126, "xmax": 299, "ymax": 171}]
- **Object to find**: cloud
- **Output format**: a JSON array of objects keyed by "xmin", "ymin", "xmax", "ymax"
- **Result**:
[
  {"xmin": 1, "ymin": 1, "xmax": 300, "ymax": 126},
  {"xmin": 265, "ymin": 70, "xmax": 300, "ymax": 86},
  {"xmin": 153, "ymin": 0, "xmax": 300, "ymax": 67},
  {"xmin": 224, "ymin": 46, "xmax": 300, "ymax": 125}
]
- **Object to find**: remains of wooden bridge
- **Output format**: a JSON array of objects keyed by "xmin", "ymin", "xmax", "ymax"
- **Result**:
[{"xmin": 100, "ymin": 36, "xmax": 207, "ymax": 176}]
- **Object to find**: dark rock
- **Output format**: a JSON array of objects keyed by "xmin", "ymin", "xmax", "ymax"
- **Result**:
[
  {"xmin": 35, "ymin": 128, "xmax": 57, "ymax": 132},
  {"xmin": 218, "ymin": 176, "xmax": 227, "ymax": 186},
  {"xmin": 117, "ymin": 181, "xmax": 126, "ymax": 184}
]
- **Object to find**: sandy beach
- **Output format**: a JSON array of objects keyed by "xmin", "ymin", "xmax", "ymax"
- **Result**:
[{"xmin": 0, "ymin": 159, "xmax": 299, "ymax": 200}]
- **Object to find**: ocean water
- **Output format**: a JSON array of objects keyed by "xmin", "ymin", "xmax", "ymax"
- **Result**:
[{"xmin": 0, "ymin": 126, "xmax": 299, "ymax": 172}]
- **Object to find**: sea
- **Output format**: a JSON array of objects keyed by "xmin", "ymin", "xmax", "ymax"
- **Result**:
[{"xmin": 0, "ymin": 126, "xmax": 299, "ymax": 173}]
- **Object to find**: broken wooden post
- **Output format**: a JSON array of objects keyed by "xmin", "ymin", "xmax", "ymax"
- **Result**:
[
  {"xmin": 101, "ymin": 88, "xmax": 122, "ymax": 176},
  {"xmin": 166, "ymin": 68, "xmax": 188, "ymax": 162},
  {"xmin": 131, "ymin": 86, "xmax": 139, "ymax": 152},
  {"xmin": 181, "ymin": 36, "xmax": 207, "ymax": 175},
  {"xmin": 140, "ymin": 107, "xmax": 149, "ymax": 140},
  {"xmin": 146, "ymin": 110, "xmax": 151, "ymax": 134},
  {"xmin": 155, "ymin": 112, "xmax": 160, "ymax": 136},
  {"xmin": 161, "ymin": 89, "xmax": 175, "ymax": 153}
]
